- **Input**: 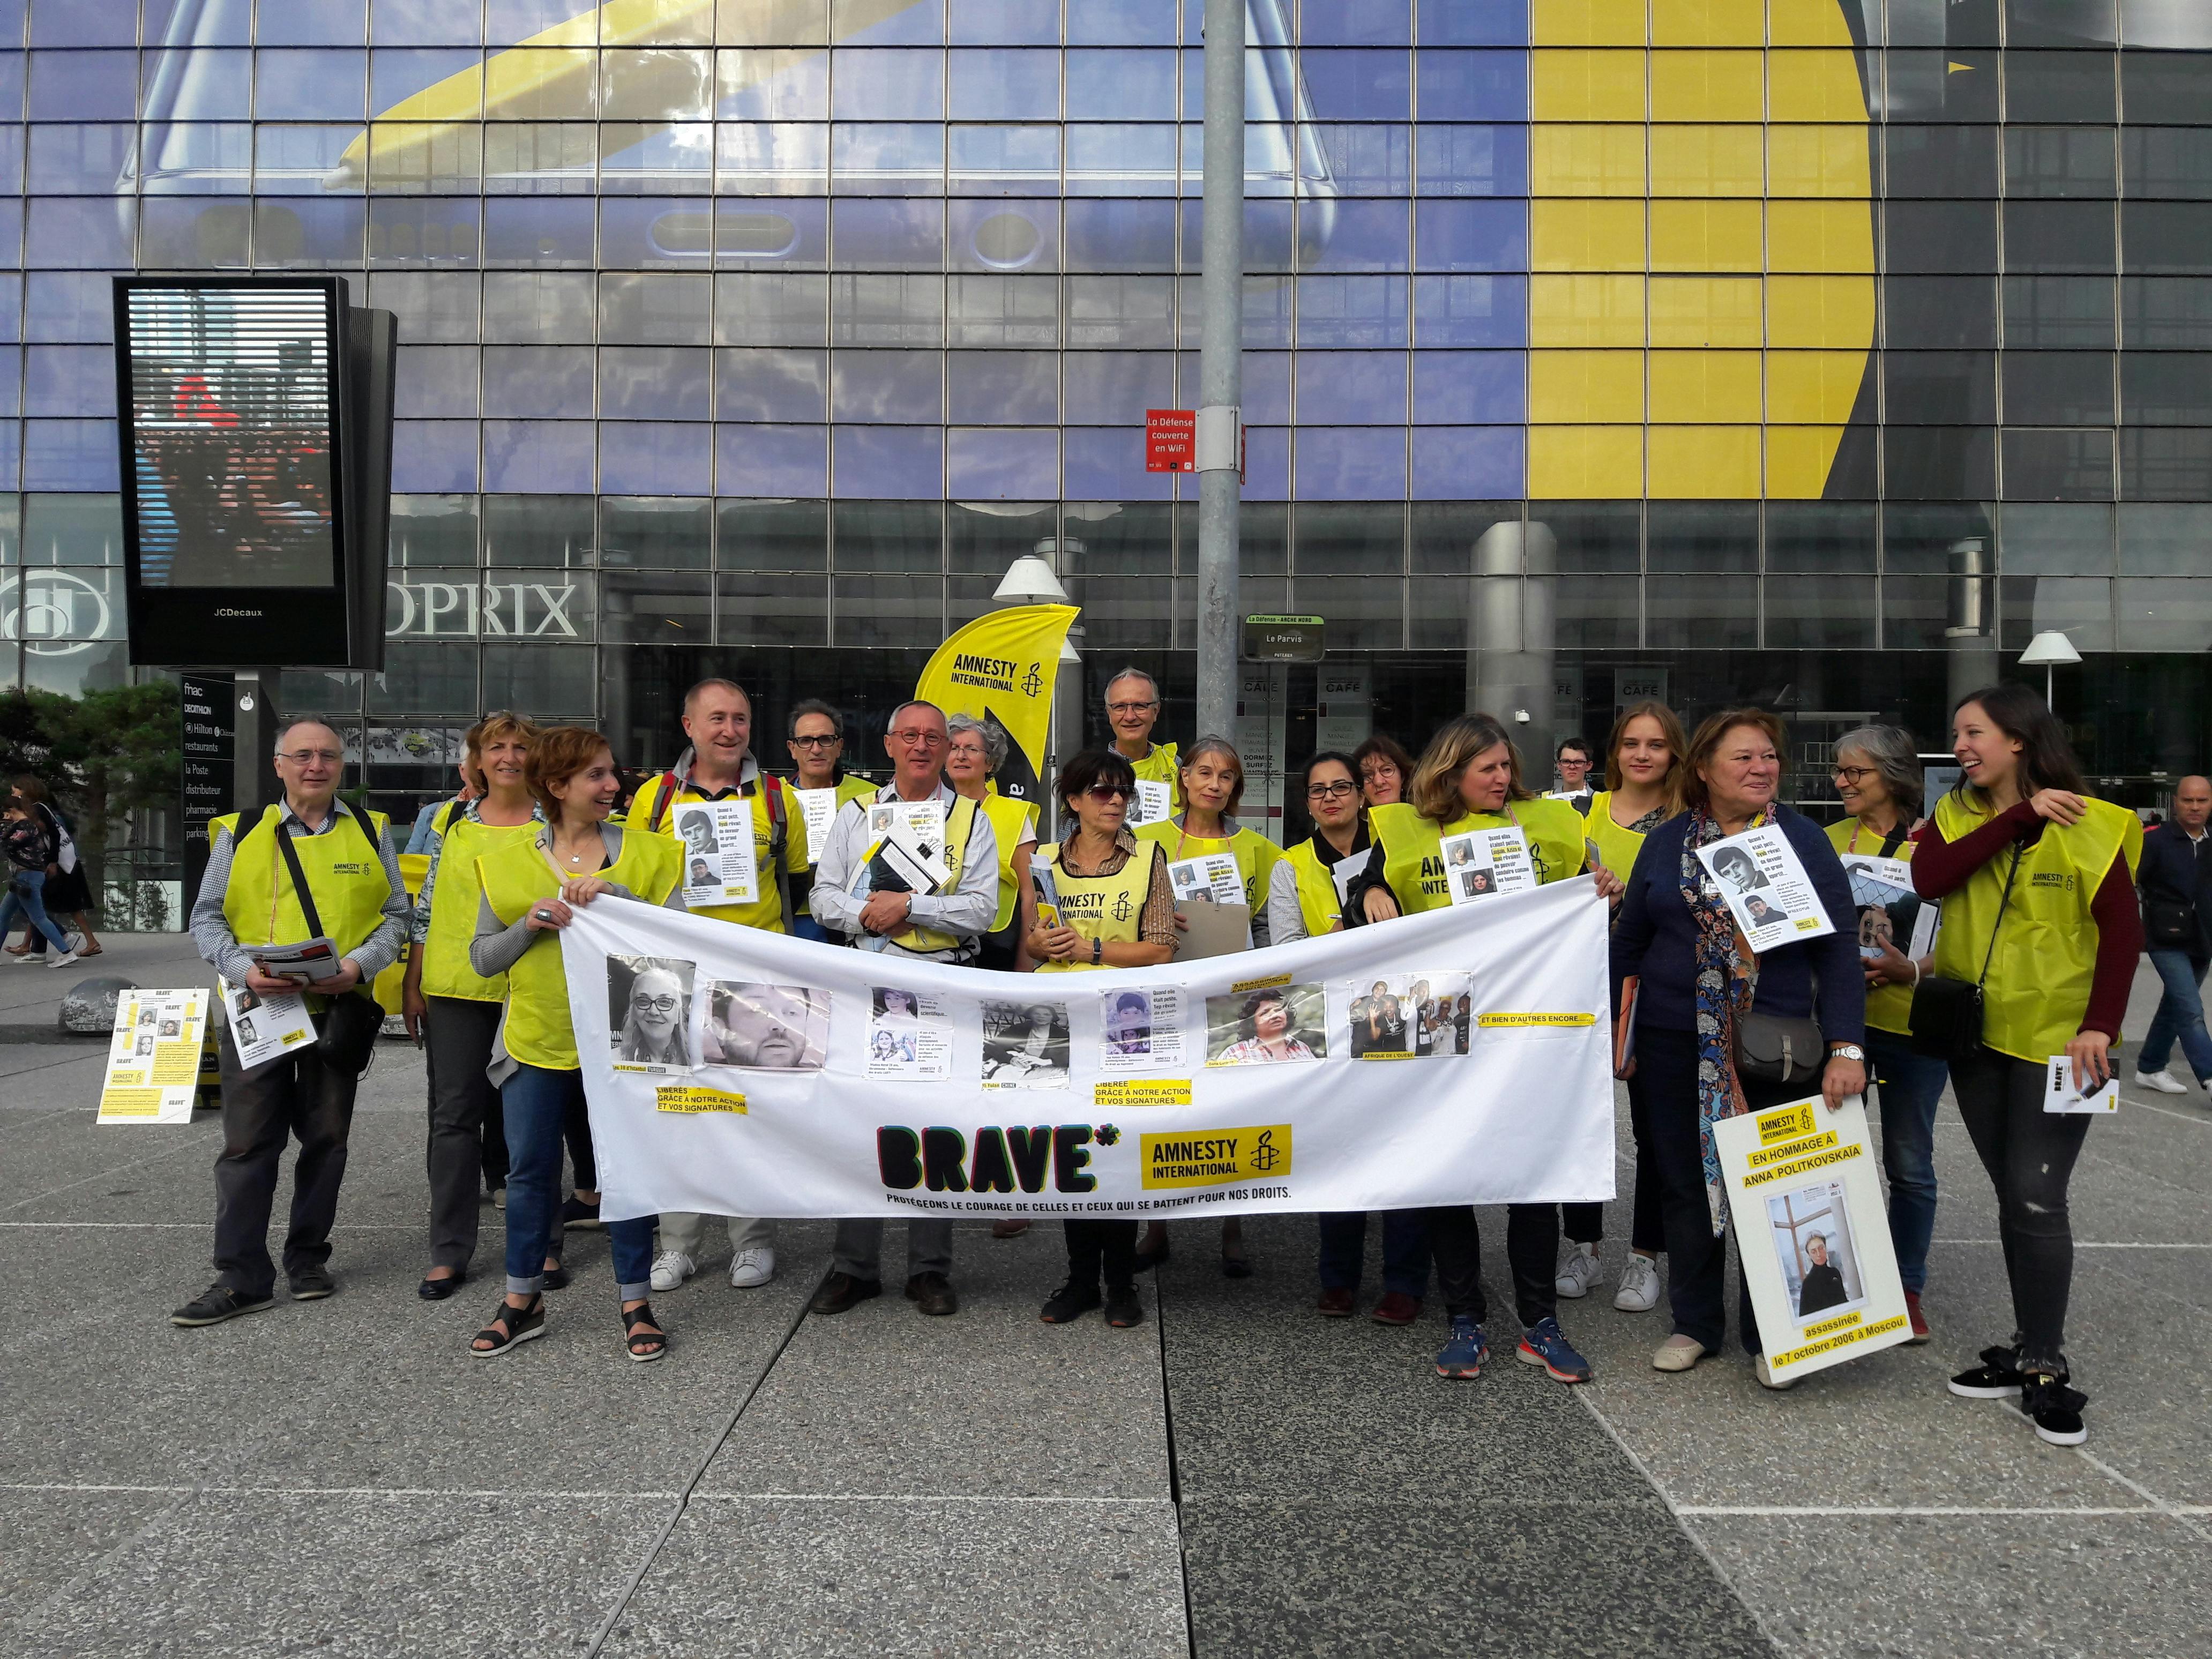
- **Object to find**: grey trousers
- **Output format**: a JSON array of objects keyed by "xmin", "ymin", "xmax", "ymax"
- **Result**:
[
  {"xmin": 212, "ymin": 1027, "xmax": 358, "ymax": 1300},
  {"xmin": 424, "ymin": 996, "xmax": 504, "ymax": 1273},
  {"xmin": 833, "ymin": 1217, "xmax": 954, "ymax": 1281},
  {"xmin": 659, "ymin": 1212, "xmax": 775, "ymax": 1259}
]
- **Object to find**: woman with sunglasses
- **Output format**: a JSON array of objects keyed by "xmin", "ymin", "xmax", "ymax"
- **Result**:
[
  {"xmin": 466, "ymin": 726, "xmax": 684, "ymax": 1363},
  {"xmin": 1022, "ymin": 750, "xmax": 1176, "ymax": 1328},
  {"xmin": 1346, "ymin": 714, "xmax": 1621, "ymax": 1386}
]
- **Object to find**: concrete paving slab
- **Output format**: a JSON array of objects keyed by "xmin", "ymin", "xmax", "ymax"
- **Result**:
[
  {"xmin": 0, "ymin": 1489, "xmax": 177, "ymax": 1625},
  {"xmin": 699, "ymin": 1220, "xmax": 1171, "ymax": 1501},
  {"xmin": 601, "ymin": 1494, "xmax": 1187, "ymax": 1659},
  {"xmin": 1685, "ymin": 1512, "xmax": 2209, "ymax": 1659},
  {"xmin": 5, "ymin": 1489, "xmax": 671, "ymax": 1659}
]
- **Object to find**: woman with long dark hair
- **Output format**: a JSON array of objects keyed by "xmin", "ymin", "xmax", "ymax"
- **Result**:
[{"xmin": 1909, "ymin": 685, "xmax": 2142, "ymax": 1445}]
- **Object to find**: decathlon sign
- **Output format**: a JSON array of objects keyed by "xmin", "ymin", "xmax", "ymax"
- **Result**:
[{"xmin": 385, "ymin": 577, "xmax": 584, "ymax": 639}]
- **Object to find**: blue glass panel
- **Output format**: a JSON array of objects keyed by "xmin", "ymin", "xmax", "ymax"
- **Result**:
[
  {"xmin": 831, "ymin": 49, "xmax": 945, "ymax": 120},
  {"xmin": 716, "ymin": 346, "xmax": 829, "ymax": 420},
  {"xmin": 945, "ymin": 349, "xmax": 1056, "ymax": 422},
  {"xmin": 0, "ymin": 276, "xmax": 18, "ymax": 342},
  {"xmin": 1416, "ymin": 50, "xmax": 1527, "ymax": 121},
  {"xmin": 599, "ymin": 197, "xmax": 719, "ymax": 269},
  {"xmin": 1303, "ymin": 0, "xmax": 1411, "ymax": 46},
  {"xmin": 392, "ymin": 420, "xmax": 480, "ymax": 491},
  {"xmin": 947, "ymin": 123, "xmax": 1059, "ymax": 195},
  {"xmin": 602, "ymin": 121, "xmax": 716, "ymax": 194},
  {"xmin": 143, "ymin": 49, "xmax": 253, "ymax": 118},
  {"xmin": 259, "ymin": 0, "xmax": 368, "ymax": 47},
  {"xmin": 1294, "ymin": 428, "xmax": 1404, "ymax": 499},
  {"xmin": 1417, "ymin": 0, "xmax": 1528, "ymax": 47},
  {"xmin": 392, "ymin": 345, "xmax": 477, "ymax": 417},
  {"xmin": 829, "ymin": 197, "xmax": 944, "ymax": 268},
  {"xmin": 141, "ymin": 123, "xmax": 253, "ymax": 191},
  {"xmin": 1063, "ymin": 352, "xmax": 1172, "ymax": 423},
  {"xmin": 368, "ymin": 197, "xmax": 481, "ymax": 267},
  {"xmin": 1415, "ymin": 198, "xmax": 1527, "ymax": 271},
  {"xmin": 1418, "ymin": 123, "xmax": 1527, "ymax": 195},
  {"xmin": 0, "ymin": 422, "xmax": 19, "ymax": 489},
  {"xmin": 0, "ymin": 198, "xmax": 23, "ymax": 269},
  {"xmin": 0, "ymin": 346, "xmax": 17, "ymax": 415},
  {"xmin": 1063, "ymin": 425, "xmax": 1171, "ymax": 499},
  {"xmin": 23, "ymin": 418, "xmax": 116, "ymax": 489},
  {"xmin": 1241, "ymin": 274, "xmax": 1293, "ymax": 345},
  {"xmin": 1244, "ymin": 426, "xmax": 1290, "ymax": 500},
  {"xmin": 1299, "ymin": 50, "xmax": 1412, "ymax": 122},
  {"xmin": 600, "ymin": 345, "xmax": 712, "ymax": 419},
  {"xmin": 482, "ymin": 196, "xmax": 597, "ymax": 267},
  {"xmin": 946, "ymin": 425, "xmax": 1056, "ymax": 497},
  {"xmin": 717, "ymin": 49, "xmax": 828, "ymax": 119},
  {"xmin": 252, "ymin": 197, "xmax": 366, "ymax": 267},
  {"xmin": 602, "ymin": 421, "xmax": 713, "ymax": 494},
  {"xmin": 29, "ymin": 0, "xmax": 133, "ymax": 47},
  {"xmin": 948, "ymin": 198, "xmax": 1057, "ymax": 271},
  {"xmin": 372, "ymin": 0, "xmax": 485, "ymax": 46},
  {"xmin": 139, "ymin": 195, "xmax": 248, "ymax": 266},
  {"xmin": 840, "ymin": 0, "xmax": 944, "ymax": 46},
  {"xmin": 716, "ymin": 122, "xmax": 828, "ymax": 193},
  {"xmin": 145, "ymin": 0, "xmax": 248, "ymax": 43},
  {"xmin": 1067, "ymin": 124, "xmax": 1176, "ymax": 196},
  {"xmin": 1296, "ymin": 274, "xmax": 1410, "ymax": 346},
  {"xmin": 948, "ymin": 0, "xmax": 1059, "ymax": 45},
  {"xmin": 831, "ymin": 349, "xmax": 943, "ymax": 422},
  {"xmin": 255, "ymin": 51, "xmax": 368, "ymax": 120},
  {"xmin": 833, "ymin": 424, "xmax": 943, "ymax": 496},
  {"xmin": 831, "ymin": 122, "xmax": 944, "ymax": 193},
  {"xmin": 0, "ymin": 51, "xmax": 21, "ymax": 118},
  {"xmin": 25, "ymin": 199, "xmax": 130, "ymax": 270},
  {"xmin": 24, "ymin": 344, "xmax": 108, "ymax": 417},
  {"xmin": 482, "ymin": 345, "xmax": 592, "ymax": 415},
  {"xmin": 1309, "ymin": 124, "xmax": 1412, "ymax": 194},
  {"xmin": 708, "ymin": 197, "xmax": 829, "ymax": 268},
  {"xmin": 1242, "ymin": 350, "xmax": 1291, "ymax": 422},
  {"xmin": 948, "ymin": 47, "xmax": 1056, "ymax": 117},
  {"xmin": 370, "ymin": 47, "xmax": 481, "ymax": 109},
  {"xmin": 1294, "ymin": 351, "xmax": 1407, "ymax": 424},
  {"xmin": 1068, "ymin": 0, "xmax": 1175, "ymax": 47},
  {"xmin": 1065, "ymin": 49, "xmax": 1176, "ymax": 119},
  {"xmin": 27, "ymin": 124, "xmax": 133, "ymax": 193},
  {"xmin": 483, "ymin": 420, "xmax": 595, "ymax": 491},
  {"xmin": 1413, "ymin": 273, "xmax": 1525, "ymax": 346},
  {"xmin": 487, "ymin": 0, "xmax": 589, "ymax": 47},
  {"xmin": 24, "ymin": 271, "xmax": 109, "ymax": 340},
  {"xmin": 1066, "ymin": 200, "xmax": 1177, "ymax": 271},
  {"xmin": 1303, "ymin": 199, "xmax": 1409, "ymax": 272},
  {"xmin": 1411, "ymin": 349, "xmax": 1525, "ymax": 422},
  {"xmin": 715, "ymin": 423, "xmax": 828, "ymax": 496},
  {"xmin": 27, "ymin": 49, "xmax": 134, "ymax": 119},
  {"xmin": 252, "ymin": 125, "xmax": 361, "ymax": 193}
]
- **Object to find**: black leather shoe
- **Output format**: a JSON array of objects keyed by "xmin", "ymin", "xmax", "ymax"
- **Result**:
[
  {"xmin": 809, "ymin": 1271, "xmax": 881, "ymax": 1316},
  {"xmin": 288, "ymin": 1267, "xmax": 336, "ymax": 1301},
  {"xmin": 1040, "ymin": 1281, "xmax": 1101, "ymax": 1323},
  {"xmin": 542, "ymin": 1260, "xmax": 572, "ymax": 1290},
  {"xmin": 171, "ymin": 1284, "xmax": 275, "ymax": 1327},
  {"xmin": 1103, "ymin": 1286, "xmax": 1145, "ymax": 1328},
  {"xmin": 418, "ymin": 1272, "xmax": 466, "ymax": 1301},
  {"xmin": 906, "ymin": 1271, "xmax": 958, "ymax": 1317}
]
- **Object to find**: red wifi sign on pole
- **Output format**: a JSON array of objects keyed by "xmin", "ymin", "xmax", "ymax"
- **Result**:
[{"xmin": 1145, "ymin": 407, "xmax": 1197, "ymax": 472}]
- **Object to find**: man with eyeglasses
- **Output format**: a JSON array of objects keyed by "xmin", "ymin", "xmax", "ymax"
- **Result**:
[
  {"xmin": 172, "ymin": 718, "xmax": 410, "ymax": 1328},
  {"xmin": 782, "ymin": 698, "xmax": 876, "ymax": 944},
  {"xmin": 1103, "ymin": 668, "xmax": 1182, "ymax": 815},
  {"xmin": 628, "ymin": 677, "xmax": 809, "ymax": 1296},
  {"xmin": 807, "ymin": 699, "xmax": 999, "ymax": 1319}
]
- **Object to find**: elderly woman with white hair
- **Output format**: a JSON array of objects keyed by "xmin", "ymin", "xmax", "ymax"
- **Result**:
[{"xmin": 945, "ymin": 711, "xmax": 1040, "ymax": 976}]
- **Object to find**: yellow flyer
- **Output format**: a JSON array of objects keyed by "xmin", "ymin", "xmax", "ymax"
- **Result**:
[{"xmin": 97, "ymin": 989, "xmax": 211, "ymax": 1125}]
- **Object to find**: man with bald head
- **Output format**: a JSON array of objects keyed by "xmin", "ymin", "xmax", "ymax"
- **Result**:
[{"xmin": 2136, "ymin": 774, "xmax": 2212, "ymax": 1095}]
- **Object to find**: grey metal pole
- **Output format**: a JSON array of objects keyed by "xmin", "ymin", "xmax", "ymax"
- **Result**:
[{"xmin": 1194, "ymin": 0, "xmax": 1244, "ymax": 745}]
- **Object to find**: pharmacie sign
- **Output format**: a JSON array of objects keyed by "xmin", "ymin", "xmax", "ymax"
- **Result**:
[{"xmin": 386, "ymin": 576, "xmax": 582, "ymax": 638}]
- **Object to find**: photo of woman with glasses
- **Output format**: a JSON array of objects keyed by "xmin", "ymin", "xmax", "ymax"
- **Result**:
[{"xmin": 609, "ymin": 956, "xmax": 693, "ymax": 1067}]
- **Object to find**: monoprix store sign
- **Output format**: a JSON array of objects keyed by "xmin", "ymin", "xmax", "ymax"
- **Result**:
[{"xmin": 386, "ymin": 578, "xmax": 586, "ymax": 640}]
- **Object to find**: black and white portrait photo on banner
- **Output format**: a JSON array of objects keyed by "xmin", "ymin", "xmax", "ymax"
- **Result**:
[
  {"xmin": 981, "ymin": 999, "xmax": 1070, "ymax": 1088},
  {"xmin": 701, "ymin": 982, "xmax": 828, "ymax": 1071},
  {"xmin": 1767, "ymin": 1179, "xmax": 1866, "ymax": 1327},
  {"xmin": 1346, "ymin": 973, "xmax": 1470, "ymax": 1058},
  {"xmin": 1205, "ymin": 983, "xmax": 1327, "ymax": 1066},
  {"xmin": 608, "ymin": 954, "xmax": 695, "ymax": 1072},
  {"xmin": 868, "ymin": 984, "xmax": 952, "ymax": 1079}
]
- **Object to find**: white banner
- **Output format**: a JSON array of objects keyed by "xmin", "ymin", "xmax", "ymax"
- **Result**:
[{"xmin": 563, "ymin": 878, "xmax": 1617, "ymax": 1224}]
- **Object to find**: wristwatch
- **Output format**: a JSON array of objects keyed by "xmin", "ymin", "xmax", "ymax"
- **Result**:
[
  {"xmin": 1090, "ymin": 936, "xmax": 1103, "ymax": 965},
  {"xmin": 1828, "ymin": 1043, "xmax": 1866, "ymax": 1062}
]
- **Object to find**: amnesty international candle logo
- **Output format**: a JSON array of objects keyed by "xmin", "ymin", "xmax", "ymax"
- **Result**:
[
  {"xmin": 1020, "ymin": 663, "xmax": 1043, "ymax": 698},
  {"xmin": 1111, "ymin": 890, "xmax": 1135, "ymax": 924},
  {"xmin": 1140, "ymin": 1125, "xmax": 1294, "ymax": 1190}
]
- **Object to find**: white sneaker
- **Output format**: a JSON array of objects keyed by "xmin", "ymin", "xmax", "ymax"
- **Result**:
[
  {"xmin": 7, "ymin": 953, "xmax": 40, "ymax": 966},
  {"xmin": 2134, "ymin": 1069, "xmax": 2188, "ymax": 1095},
  {"xmin": 47, "ymin": 951, "xmax": 79, "ymax": 968},
  {"xmin": 729, "ymin": 1246, "xmax": 775, "ymax": 1289},
  {"xmin": 1613, "ymin": 1252, "xmax": 1663, "ymax": 1312},
  {"xmin": 648, "ymin": 1249, "xmax": 694, "ymax": 1292},
  {"xmin": 63, "ymin": 932, "xmax": 85, "ymax": 953},
  {"xmin": 1553, "ymin": 1243, "xmax": 1603, "ymax": 1299}
]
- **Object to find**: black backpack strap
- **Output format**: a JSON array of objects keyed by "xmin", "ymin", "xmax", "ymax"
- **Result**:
[
  {"xmin": 761, "ymin": 775, "xmax": 795, "ymax": 925},
  {"xmin": 439, "ymin": 797, "xmax": 465, "ymax": 838},
  {"xmin": 274, "ymin": 822, "xmax": 328, "ymax": 943}
]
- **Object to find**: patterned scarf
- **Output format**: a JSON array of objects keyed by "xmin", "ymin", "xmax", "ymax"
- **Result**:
[{"xmin": 1679, "ymin": 804, "xmax": 1772, "ymax": 1235}]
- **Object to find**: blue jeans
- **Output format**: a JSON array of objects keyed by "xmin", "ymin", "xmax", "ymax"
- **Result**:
[
  {"xmin": 0, "ymin": 869, "xmax": 70, "ymax": 953},
  {"xmin": 2139, "ymin": 950, "xmax": 2212, "ymax": 1083},
  {"xmin": 789, "ymin": 912, "xmax": 832, "ymax": 944},
  {"xmin": 500, "ymin": 1064, "xmax": 654, "ymax": 1301},
  {"xmin": 1865, "ymin": 1028, "xmax": 1945, "ymax": 1295},
  {"xmin": 1316, "ymin": 1209, "xmax": 1432, "ymax": 1299}
]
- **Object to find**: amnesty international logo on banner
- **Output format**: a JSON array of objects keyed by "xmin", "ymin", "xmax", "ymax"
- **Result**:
[{"xmin": 913, "ymin": 603, "xmax": 1078, "ymax": 809}]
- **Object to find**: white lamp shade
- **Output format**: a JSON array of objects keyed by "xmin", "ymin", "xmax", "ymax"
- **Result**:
[
  {"xmin": 2018, "ymin": 630, "xmax": 2083, "ymax": 668},
  {"xmin": 993, "ymin": 554, "xmax": 1068, "ymax": 606}
]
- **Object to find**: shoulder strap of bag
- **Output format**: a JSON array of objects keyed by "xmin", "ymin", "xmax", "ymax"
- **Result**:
[
  {"xmin": 646, "ymin": 772, "xmax": 681, "ymax": 834},
  {"xmin": 274, "ymin": 821, "xmax": 327, "ymax": 943},
  {"xmin": 1975, "ymin": 845, "xmax": 2025, "ymax": 989},
  {"xmin": 762, "ymin": 775, "xmax": 794, "ymax": 923},
  {"xmin": 1878, "ymin": 822, "xmax": 1909, "ymax": 859},
  {"xmin": 439, "ymin": 797, "xmax": 465, "ymax": 837}
]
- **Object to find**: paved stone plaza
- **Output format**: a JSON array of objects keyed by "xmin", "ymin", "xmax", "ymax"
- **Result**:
[{"xmin": 1, "ymin": 938, "xmax": 2206, "ymax": 1657}]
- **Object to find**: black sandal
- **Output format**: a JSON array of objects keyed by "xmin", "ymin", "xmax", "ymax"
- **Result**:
[
  {"xmin": 542, "ymin": 1258, "xmax": 571, "ymax": 1290},
  {"xmin": 469, "ymin": 1294, "xmax": 544, "ymax": 1358},
  {"xmin": 622, "ymin": 1302, "xmax": 669, "ymax": 1364}
]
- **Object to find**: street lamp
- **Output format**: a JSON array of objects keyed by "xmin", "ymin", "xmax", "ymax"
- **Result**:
[
  {"xmin": 2018, "ymin": 630, "xmax": 2082, "ymax": 707},
  {"xmin": 992, "ymin": 550, "xmax": 1068, "ymax": 607}
]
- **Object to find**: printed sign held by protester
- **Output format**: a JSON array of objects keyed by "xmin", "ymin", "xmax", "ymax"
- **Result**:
[{"xmin": 1697, "ymin": 825, "xmax": 1836, "ymax": 953}]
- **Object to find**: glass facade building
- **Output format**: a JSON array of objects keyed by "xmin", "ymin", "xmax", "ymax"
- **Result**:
[{"xmin": 4, "ymin": 0, "xmax": 2211, "ymax": 836}]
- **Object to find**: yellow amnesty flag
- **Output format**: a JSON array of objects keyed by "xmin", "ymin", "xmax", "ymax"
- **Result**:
[{"xmin": 914, "ymin": 604, "xmax": 1078, "ymax": 808}]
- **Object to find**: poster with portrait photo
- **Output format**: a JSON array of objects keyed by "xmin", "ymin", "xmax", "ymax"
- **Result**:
[
  {"xmin": 702, "ymin": 982, "xmax": 828, "ymax": 1071},
  {"xmin": 868, "ymin": 985, "xmax": 952, "ymax": 1079},
  {"xmin": 1098, "ymin": 986, "xmax": 1188, "ymax": 1073},
  {"xmin": 1767, "ymin": 1179, "xmax": 1867, "ymax": 1333},
  {"xmin": 1204, "ymin": 983, "xmax": 1327, "ymax": 1066},
  {"xmin": 1837, "ymin": 853, "xmax": 1939, "ymax": 964},
  {"xmin": 608, "ymin": 954, "xmax": 696, "ymax": 1073},
  {"xmin": 1697, "ymin": 825, "xmax": 1835, "ymax": 953},
  {"xmin": 1127, "ymin": 779, "xmax": 1173, "ymax": 829},
  {"xmin": 1438, "ymin": 827, "xmax": 1536, "ymax": 902},
  {"xmin": 980, "ymin": 999, "xmax": 1070, "ymax": 1089},
  {"xmin": 1346, "ymin": 973, "xmax": 1471, "ymax": 1059},
  {"xmin": 672, "ymin": 799, "xmax": 758, "ymax": 908}
]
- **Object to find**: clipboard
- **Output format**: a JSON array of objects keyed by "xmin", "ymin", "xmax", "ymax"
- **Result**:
[{"xmin": 1173, "ymin": 900, "xmax": 1253, "ymax": 961}]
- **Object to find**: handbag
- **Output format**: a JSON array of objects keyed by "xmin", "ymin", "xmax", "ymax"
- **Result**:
[
  {"xmin": 2146, "ymin": 896, "xmax": 2196, "ymax": 950},
  {"xmin": 1908, "ymin": 845, "xmax": 2022, "ymax": 1063},
  {"xmin": 275, "ymin": 815, "xmax": 385, "ymax": 1077},
  {"xmin": 1733, "ymin": 1009, "xmax": 1826, "ymax": 1088}
]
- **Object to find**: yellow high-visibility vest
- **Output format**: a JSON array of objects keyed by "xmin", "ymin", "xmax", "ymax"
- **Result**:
[
  {"xmin": 1280, "ymin": 835, "xmax": 1352, "ymax": 938},
  {"xmin": 976, "ymin": 791, "xmax": 1039, "ymax": 933},
  {"xmin": 1826, "ymin": 816, "xmax": 1918, "ymax": 1037},
  {"xmin": 1135, "ymin": 818, "xmax": 1282, "ymax": 915},
  {"xmin": 1370, "ymin": 796, "xmax": 1587, "ymax": 914},
  {"xmin": 625, "ymin": 770, "xmax": 801, "ymax": 933},
  {"xmin": 213, "ymin": 805, "xmax": 395, "ymax": 988},
  {"xmin": 1033, "ymin": 839, "xmax": 1156, "ymax": 973},
  {"xmin": 420, "ymin": 811, "xmax": 541, "ymax": 1002},
  {"xmin": 1587, "ymin": 790, "xmax": 1671, "ymax": 883}
]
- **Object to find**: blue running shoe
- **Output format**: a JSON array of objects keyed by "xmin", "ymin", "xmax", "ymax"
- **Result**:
[
  {"xmin": 1436, "ymin": 1316, "xmax": 1488, "ymax": 1379},
  {"xmin": 1516, "ymin": 1316, "xmax": 1593, "ymax": 1384}
]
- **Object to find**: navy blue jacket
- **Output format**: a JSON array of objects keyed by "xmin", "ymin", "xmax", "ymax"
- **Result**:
[
  {"xmin": 1610, "ymin": 804, "xmax": 1866, "ymax": 1045},
  {"xmin": 2138, "ymin": 821, "xmax": 2212, "ymax": 960}
]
